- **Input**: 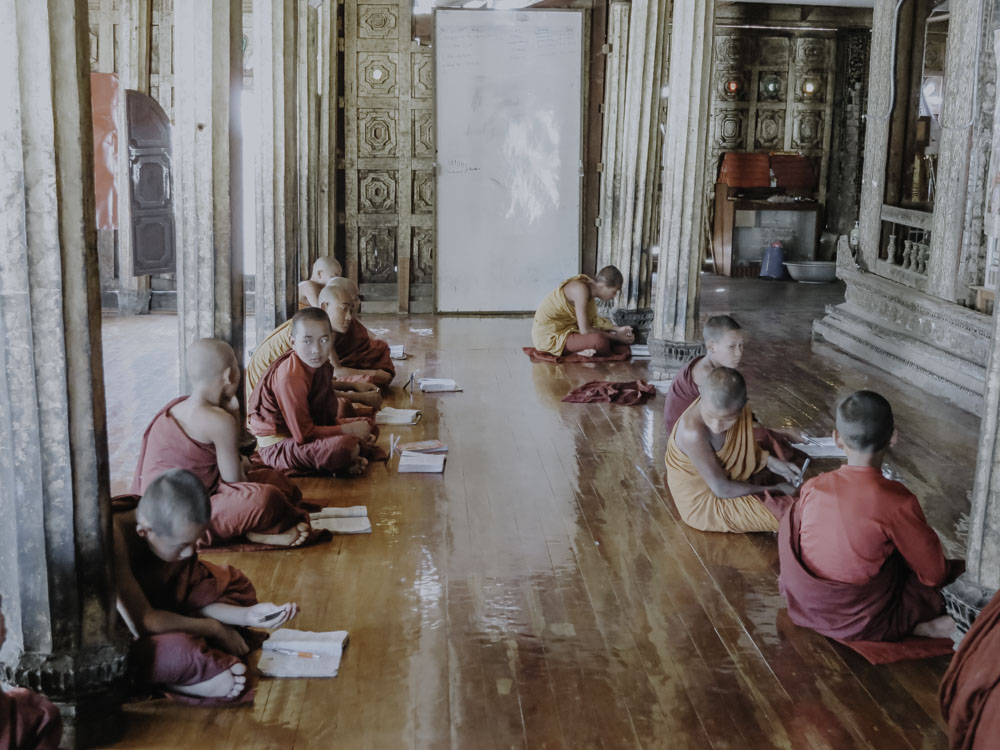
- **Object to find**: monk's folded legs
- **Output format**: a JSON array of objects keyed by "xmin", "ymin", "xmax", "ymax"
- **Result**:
[
  {"xmin": 131, "ymin": 632, "xmax": 248, "ymax": 701},
  {"xmin": 0, "ymin": 686, "xmax": 63, "ymax": 750},
  {"xmin": 257, "ymin": 435, "xmax": 360, "ymax": 475},
  {"xmin": 201, "ymin": 481, "xmax": 309, "ymax": 548},
  {"xmin": 564, "ymin": 332, "xmax": 612, "ymax": 356}
]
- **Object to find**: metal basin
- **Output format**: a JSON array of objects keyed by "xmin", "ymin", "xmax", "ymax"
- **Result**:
[{"xmin": 783, "ymin": 261, "xmax": 837, "ymax": 283}]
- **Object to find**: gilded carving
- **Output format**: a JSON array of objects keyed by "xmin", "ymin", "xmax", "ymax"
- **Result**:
[
  {"xmin": 358, "ymin": 53, "xmax": 398, "ymax": 98},
  {"xmin": 360, "ymin": 227, "xmax": 398, "ymax": 283},
  {"xmin": 755, "ymin": 109, "xmax": 785, "ymax": 149},
  {"xmin": 358, "ymin": 108, "xmax": 398, "ymax": 157},
  {"xmin": 759, "ymin": 37, "xmax": 790, "ymax": 68},
  {"xmin": 795, "ymin": 37, "xmax": 830, "ymax": 68},
  {"xmin": 792, "ymin": 111, "xmax": 823, "ymax": 150},
  {"xmin": 715, "ymin": 68, "xmax": 749, "ymax": 102},
  {"xmin": 359, "ymin": 170, "xmax": 398, "ymax": 213},
  {"xmin": 715, "ymin": 35, "xmax": 751, "ymax": 66},
  {"xmin": 714, "ymin": 109, "xmax": 746, "ymax": 149},
  {"xmin": 758, "ymin": 71, "xmax": 786, "ymax": 102}
]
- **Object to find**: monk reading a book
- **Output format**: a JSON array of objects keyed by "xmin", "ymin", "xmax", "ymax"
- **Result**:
[
  {"xmin": 131, "ymin": 338, "xmax": 312, "ymax": 548},
  {"xmin": 116, "ymin": 469, "xmax": 299, "ymax": 702},
  {"xmin": 298, "ymin": 256, "xmax": 342, "ymax": 309},
  {"xmin": 531, "ymin": 266, "xmax": 634, "ymax": 357},
  {"xmin": 324, "ymin": 277, "xmax": 395, "ymax": 388},
  {"xmin": 248, "ymin": 306, "xmax": 376, "ymax": 476},
  {"xmin": 0, "ymin": 596, "xmax": 62, "ymax": 749},
  {"xmin": 778, "ymin": 390, "xmax": 959, "ymax": 641},
  {"xmin": 665, "ymin": 367, "xmax": 800, "ymax": 533}
]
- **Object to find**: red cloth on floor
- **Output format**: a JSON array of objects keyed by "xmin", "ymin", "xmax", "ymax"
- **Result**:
[
  {"xmin": 335, "ymin": 318, "xmax": 395, "ymax": 380},
  {"xmin": 562, "ymin": 380, "xmax": 656, "ymax": 405},
  {"xmin": 663, "ymin": 355, "xmax": 702, "ymax": 434},
  {"xmin": 778, "ymin": 499, "xmax": 959, "ymax": 641},
  {"xmin": 941, "ymin": 589, "xmax": 1000, "ymax": 750},
  {"xmin": 0, "ymin": 686, "xmax": 62, "ymax": 750},
  {"xmin": 130, "ymin": 396, "xmax": 310, "ymax": 548},
  {"xmin": 523, "ymin": 346, "xmax": 630, "ymax": 364},
  {"xmin": 832, "ymin": 635, "xmax": 954, "ymax": 664}
]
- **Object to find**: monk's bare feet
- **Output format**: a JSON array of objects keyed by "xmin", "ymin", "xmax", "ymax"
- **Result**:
[
  {"xmin": 913, "ymin": 614, "xmax": 956, "ymax": 639},
  {"xmin": 345, "ymin": 457, "xmax": 368, "ymax": 476},
  {"xmin": 350, "ymin": 390, "xmax": 382, "ymax": 409},
  {"xmin": 170, "ymin": 662, "xmax": 247, "ymax": 700},
  {"xmin": 577, "ymin": 348, "xmax": 597, "ymax": 357},
  {"xmin": 247, "ymin": 522, "xmax": 311, "ymax": 548}
]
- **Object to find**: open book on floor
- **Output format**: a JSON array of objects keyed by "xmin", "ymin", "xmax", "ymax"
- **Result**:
[
  {"xmin": 310, "ymin": 515, "xmax": 372, "ymax": 535},
  {"xmin": 630, "ymin": 345, "xmax": 650, "ymax": 360},
  {"xmin": 389, "ymin": 344, "xmax": 406, "ymax": 359},
  {"xmin": 396, "ymin": 439, "xmax": 447, "ymax": 454},
  {"xmin": 791, "ymin": 435, "xmax": 847, "ymax": 458},
  {"xmin": 376, "ymin": 407, "xmax": 422, "ymax": 425},
  {"xmin": 398, "ymin": 450, "xmax": 446, "ymax": 473},
  {"xmin": 258, "ymin": 629, "xmax": 349, "ymax": 678},
  {"xmin": 418, "ymin": 378, "xmax": 462, "ymax": 392}
]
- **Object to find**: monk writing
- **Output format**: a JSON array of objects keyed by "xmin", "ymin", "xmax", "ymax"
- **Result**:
[
  {"xmin": 116, "ymin": 469, "xmax": 299, "ymax": 701},
  {"xmin": 247, "ymin": 285, "xmax": 383, "ymax": 411},
  {"xmin": 324, "ymin": 277, "xmax": 395, "ymax": 388},
  {"xmin": 778, "ymin": 391, "xmax": 958, "ymax": 641},
  {"xmin": 0, "ymin": 596, "xmax": 62, "ymax": 750},
  {"xmin": 248, "ymin": 306, "xmax": 376, "ymax": 476},
  {"xmin": 665, "ymin": 367, "xmax": 800, "ymax": 533},
  {"xmin": 131, "ymin": 338, "xmax": 312, "ymax": 548},
  {"xmin": 298, "ymin": 256, "xmax": 342, "ymax": 309},
  {"xmin": 531, "ymin": 266, "xmax": 634, "ymax": 357}
]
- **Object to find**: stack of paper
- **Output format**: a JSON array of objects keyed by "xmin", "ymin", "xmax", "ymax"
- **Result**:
[
  {"xmin": 396, "ymin": 439, "xmax": 448, "ymax": 454},
  {"xmin": 791, "ymin": 436, "xmax": 847, "ymax": 458},
  {"xmin": 630, "ymin": 345, "xmax": 651, "ymax": 360},
  {"xmin": 418, "ymin": 378, "xmax": 462, "ymax": 392},
  {"xmin": 398, "ymin": 451, "xmax": 446, "ymax": 473},
  {"xmin": 375, "ymin": 407, "xmax": 422, "ymax": 425},
  {"xmin": 389, "ymin": 344, "xmax": 406, "ymax": 360},
  {"xmin": 310, "ymin": 506, "xmax": 372, "ymax": 535},
  {"xmin": 258, "ymin": 629, "xmax": 349, "ymax": 678}
]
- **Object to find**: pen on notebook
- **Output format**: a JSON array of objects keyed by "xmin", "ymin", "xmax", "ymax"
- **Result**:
[
  {"xmin": 796, "ymin": 458, "xmax": 811, "ymax": 488},
  {"xmin": 270, "ymin": 648, "xmax": 320, "ymax": 659}
]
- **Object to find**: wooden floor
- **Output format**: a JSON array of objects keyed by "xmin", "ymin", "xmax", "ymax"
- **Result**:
[{"xmin": 97, "ymin": 277, "xmax": 978, "ymax": 749}]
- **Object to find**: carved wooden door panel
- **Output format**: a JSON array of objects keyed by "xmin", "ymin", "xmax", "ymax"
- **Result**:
[
  {"xmin": 345, "ymin": 0, "xmax": 434, "ymax": 313},
  {"xmin": 127, "ymin": 89, "xmax": 176, "ymax": 275}
]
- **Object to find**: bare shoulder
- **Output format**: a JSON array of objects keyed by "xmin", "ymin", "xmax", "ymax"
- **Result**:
[
  {"xmin": 201, "ymin": 405, "xmax": 240, "ymax": 442},
  {"xmin": 674, "ymin": 408, "xmax": 706, "ymax": 452},
  {"xmin": 562, "ymin": 278, "xmax": 589, "ymax": 302}
]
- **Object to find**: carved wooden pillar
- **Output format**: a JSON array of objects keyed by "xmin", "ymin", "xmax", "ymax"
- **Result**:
[
  {"xmin": 648, "ymin": 0, "xmax": 713, "ymax": 375},
  {"xmin": 318, "ymin": 0, "xmax": 339, "ymax": 261},
  {"xmin": 297, "ymin": 0, "xmax": 320, "ymax": 284},
  {"xmin": 0, "ymin": 1, "xmax": 128, "ymax": 745},
  {"xmin": 173, "ymin": 0, "xmax": 245, "ymax": 386},
  {"xmin": 253, "ymin": 0, "xmax": 298, "ymax": 344}
]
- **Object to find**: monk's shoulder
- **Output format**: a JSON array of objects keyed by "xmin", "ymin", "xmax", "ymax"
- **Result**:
[
  {"xmin": 674, "ymin": 407, "xmax": 706, "ymax": 449},
  {"xmin": 690, "ymin": 357, "xmax": 713, "ymax": 386}
]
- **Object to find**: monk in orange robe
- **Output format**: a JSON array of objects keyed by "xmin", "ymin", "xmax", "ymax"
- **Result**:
[
  {"xmin": 325, "ymin": 277, "xmax": 394, "ymax": 387},
  {"xmin": 116, "ymin": 469, "xmax": 299, "ymax": 702},
  {"xmin": 0, "ymin": 599, "xmax": 62, "ymax": 750},
  {"xmin": 248, "ymin": 307, "xmax": 376, "ymax": 475},
  {"xmin": 779, "ymin": 391, "xmax": 958, "ymax": 641},
  {"xmin": 940, "ymin": 589, "xmax": 1000, "ymax": 750},
  {"xmin": 131, "ymin": 339, "xmax": 311, "ymax": 548},
  {"xmin": 665, "ymin": 367, "xmax": 799, "ymax": 533},
  {"xmin": 298, "ymin": 256, "xmax": 342, "ymax": 309}
]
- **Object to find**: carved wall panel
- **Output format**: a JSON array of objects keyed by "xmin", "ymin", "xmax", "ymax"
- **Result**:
[
  {"xmin": 759, "ymin": 37, "xmax": 790, "ymax": 67},
  {"xmin": 346, "ymin": 0, "xmax": 434, "ymax": 312},
  {"xmin": 792, "ymin": 111, "xmax": 824, "ymax": 149},
  {"xmin": 715, "ymin": 109, "xmax": 747, "ymax": 149},
  {"xmin": 755, "ymin": 109, "xmax": 785, "ymax": 149}
]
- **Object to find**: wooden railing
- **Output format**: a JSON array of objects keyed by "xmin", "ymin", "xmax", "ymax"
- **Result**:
[{"xmin": 877, "ymin": 205, "xmax": 932, "ymax": 289}]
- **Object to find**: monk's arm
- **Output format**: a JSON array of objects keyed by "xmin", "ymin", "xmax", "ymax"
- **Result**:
[
  {"xmin": 677, "ymin": 425, "xmax": 789, "ymax": 498},
  {"xmin": 889, "ymin": 498, "xmax": 950, "ymax": 587},
  {"xmin": 209, "ymin": 410, "xmax": 248, "ymax": 484},
  {"xmin": 274, "ymin": 371, "xmax": 347, "ymax": 442},
  {"xmin": 564, "ymin": 281, "xmax": 607, "ymax": 336},
  {"xmin": 298, "ymin": 280, "xmax": 321, "ymax": 308}
]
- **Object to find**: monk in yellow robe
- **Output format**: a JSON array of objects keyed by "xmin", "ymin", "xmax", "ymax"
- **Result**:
[
  {"xmin": 531, "ymin": 266, "xmax": 634, "ymax": 356},
  {"xmin": 665, "ymin": 367, "xmax": 799, "ymax": 532}
]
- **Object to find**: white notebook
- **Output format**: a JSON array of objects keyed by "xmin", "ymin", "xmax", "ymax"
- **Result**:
[
  {"xmin": 310, "ymin": 505, "xmax": 368, "ymax": 519},
  {"xmin": 389, "ymin": 344, "xmax": 406, "ymax": 359},
  {"xmin": 792, "ymin": 436, "xmax": 847, "ymax": 458},
  {"xmin": 418, "ymin": 378, "xmax": 462, "ymax": 393},
  {"xmin": 630, "ymin": 345, "xmax": 651, "ymax": 359},
  {"xmin": 375, "ymin": 407, "xmax": 422, "ymax": 425},
  {"xmin": 398, "ymin": 451, "xmax": 446, "ymax": 473},
  {"xmin": 258, "ymin": 629, "xmax": 349, "ymax": 678},
  {"xmin": 311, "ymin": 516, "xmax": 372, "ymax": 535}
]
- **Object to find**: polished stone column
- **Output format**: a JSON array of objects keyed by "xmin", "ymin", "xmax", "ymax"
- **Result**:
[
  {"xmin": 647, "ymin": 0, "xmax": 714, "ymax": 375},
  {"xmin": 173, "ymin": 0, "xmax": 245, "ymax": 386},
  {"xmin": 253, "ymin": 0, "xmax": 299, "ymax": 345},
  {"xmin": 0, "ymin": 1, "xmax": 128, "ymax": 745}
]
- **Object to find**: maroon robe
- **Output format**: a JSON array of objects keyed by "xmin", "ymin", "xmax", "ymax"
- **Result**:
[
  {"xmin": 778, "ymin": 496, "xmax": 954, "ymax": 641},
  {"xmin": 115, "ymin": 509, "xmax": 265, "ymax": 703},
  {"xmin": 663, "ymin": 356, "xmax": 703, "ymax": 435},
  {"xmin": 130, "ymin": 397, "xmax": 308, "ymax": 547},
  {"xmin": 940, "ymin": 590, "xmax": 1000, "ymax": 750},
  {"xmin": 0, "ymin": 686, "xmax": 61, "ymax": 750},
  {"xmin": 334, "ymin": 318, "xmax": 395, "ymax": 383}
]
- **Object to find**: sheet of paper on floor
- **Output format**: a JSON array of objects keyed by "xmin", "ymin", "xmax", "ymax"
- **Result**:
[
  {"xmin": 376, "ymin": 407, "xmax": 422, "ymax": 425},
  {"xmin": 792, "ymin": 436, "xmax": 847, "ymax": 458},
  {"xmin": 310, "ymin": 515, "xmax": 372, "ymax": 534},
  {"xmin": 418, "ymin": 378, "xmax": 462, "ymax": 392},
  {"xmin": 258, "ymin": 629, "xmax": 349, "ymax": 678},
  {"xmin": 310, "ymin": 505, "xmax": 368, "ymax": 519}
]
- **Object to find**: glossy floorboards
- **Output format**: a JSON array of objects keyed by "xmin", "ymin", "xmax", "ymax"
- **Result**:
[{"xmin": 97, "ymin": 278, "xmax": 978, "ymax": 749}]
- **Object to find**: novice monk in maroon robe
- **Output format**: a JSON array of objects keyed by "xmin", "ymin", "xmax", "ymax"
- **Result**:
[
  {"xmin": 131, "ymin": 338, "xmax": 311, "ymax": 548},
  {"xmin": 248, "ymin": 307, "xmax": 376, "ymax": 475},
  {"xmin": 940, "ymin": 589, "xmax": 1000, "ymax": 750},
  {"xmin": 116, "ymin": 469, "xmax": 299, "ymax": 702},
  {"xmin": 325, "ymin": 277, "xmax": 394, "ymax": 387},
  {"xmin": 0, "ymin": 599, "xmax": 62, "ymax": 750},
  {"xmin": 779, "ymin": 390, "xmax": 958, "ymax": 641}
]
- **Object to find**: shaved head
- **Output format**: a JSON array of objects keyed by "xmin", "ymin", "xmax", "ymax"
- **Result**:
[
  {"xmin": 292, "ymin": 306, "xmax": 332, "ymax": 337},
  {"xmin": 326, "ymin": 276, "xmax": 359, "ymax": 299},
  {"xmin": 703, "ymin": 315, "xmax": 741, "ymax": 343},
  {"xmin": 312, "ymin": 256, "xmax": 342, "ymax": 278},
  {"xmin": 138, "ymin": 468, "xmax": 211, "ymax": 537},
  {"xmin": 595, "ymin": 265, "xmax": 624, "ymax": 289},
  {"xmin": 702, "ymin": 367, "xmax": 747, "ymax": 413},
  {"xmin": 318, "ymin": 282, "xmax": 355, "ymax": 307},
  {"xmin": 836, "ymin": 390, "xmax": 894, "ymax": 452},
  {"xmin": 185, "ymin": 338, "xmax": 238, "ymax": 385}
]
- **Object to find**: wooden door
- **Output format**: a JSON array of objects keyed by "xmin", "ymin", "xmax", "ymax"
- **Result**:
[{"xmin": 127, "ymin": 89, "xmax": 175, "ymax": 276}]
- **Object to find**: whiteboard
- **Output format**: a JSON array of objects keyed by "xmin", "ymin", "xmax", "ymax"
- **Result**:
[{"xmin": 434, "ymin": 9, "xmax": 584, "ymax": 312}]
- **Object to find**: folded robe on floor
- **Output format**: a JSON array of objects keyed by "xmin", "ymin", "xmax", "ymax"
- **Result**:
[
  {"xmin": 130, "ymin": 396, "xmax": 310, "ymax": 549},
  {"xmin": 940, "ymin": 589, "xmax": 1000, "ymax": 750},
  {"xmin": 0, "ymin": 686, "xmax": 62, "ymax": 750},
  {"xmin": 522, "ymin": 346, "xmax": 631, "ymax": 364},
  {"xmin": 562, "ymin": 380, "xmax": 656, "ymax": 405}
]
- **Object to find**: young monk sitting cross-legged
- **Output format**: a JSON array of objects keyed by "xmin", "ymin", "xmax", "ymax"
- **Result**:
[
  {"xmin": 131, "ymin": 338, "xmax": 312, "ymax": 548},
  {"xmin": 778, "ymin": 391, "xmax": 959, "ymax": 641},
  {"xmin": 531, "ymin": 265, "xmax": 635, "ymax": 357},
  {"xmin": 665, "ymin": 367, "xmax": 800, "ymax": 533},
  {"xmin": 324, "ymin": 277, "xmax": 395, "ymax": 388},
  {"xmin": 298, "ymin": 255, "xmax": 342, "ymax": 309},
  {"xmin": 116, "ymin": 469, "xmax": 299, "ymax": 702},
  {"xmin": 248, "ymin": 306, "xmax": 377, "ymax": 476}
]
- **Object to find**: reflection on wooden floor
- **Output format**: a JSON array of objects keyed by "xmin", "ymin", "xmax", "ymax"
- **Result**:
[{"xmin": 98, "ymin": 278, "xmax": 977, "ymax": 749}]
